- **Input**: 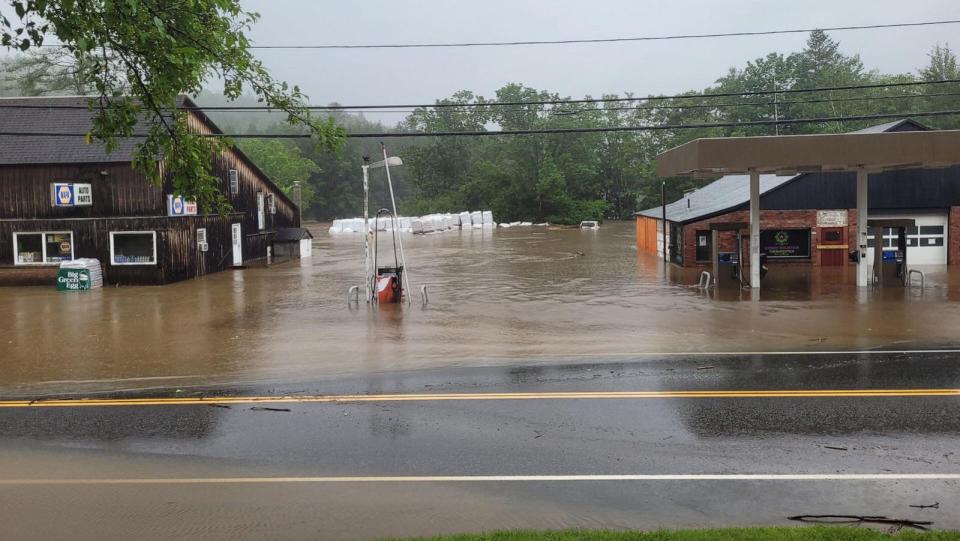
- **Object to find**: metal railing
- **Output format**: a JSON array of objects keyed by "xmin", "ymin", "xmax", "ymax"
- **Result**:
[
  {"xmin": 908, "ymin": 269, "xmax": 925, "ymax": 289},
  {"xmin": 698, "ymin": 271, "xmax": 713, "ymax": 289},
  {"xmin": 347, "ymin": 285, "xmax": 360, "ymax": 305}
]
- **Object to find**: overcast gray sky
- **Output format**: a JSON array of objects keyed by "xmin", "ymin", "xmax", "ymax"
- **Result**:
[{"xmin": 242, "ymin": 0, "xmax": 960, "ymax": 114}]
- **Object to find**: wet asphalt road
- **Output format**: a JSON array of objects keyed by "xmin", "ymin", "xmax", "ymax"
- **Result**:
[{"xmin": 1, "ymin": 351, "xmax": 959, "ymax": 540}]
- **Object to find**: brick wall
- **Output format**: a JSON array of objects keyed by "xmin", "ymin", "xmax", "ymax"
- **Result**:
[
  {"xmin": 847, "ymin": 209, "xmax": 859, "ymax": 259},
  {"xmin": 950, "ymin": 207, "xmax": 960, "ymax": 265},
  {"xmin": 681, "ymin": 210, "xmax": 819, "ymax": 267},
  {"xmin": 676, "ymin": 206, "xmax": 960, "ymax": 268}
]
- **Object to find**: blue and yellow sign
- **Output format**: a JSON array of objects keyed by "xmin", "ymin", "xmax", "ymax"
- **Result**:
[
  {"xmin": 51, "ymin": 183, "xmax": 93, "ymax": 207},
  {"xmin": 167, "ymin": 195, "xmax": 198, "ymax": 216}
]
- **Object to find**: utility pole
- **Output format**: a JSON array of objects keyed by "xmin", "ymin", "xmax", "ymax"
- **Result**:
[
  {"xmin": 362, "ymin": 161, "xmax": 371, "ymax": 302},
  {"xmin": 292, "ymin": 181, "xmax": 303, "ymax": 224},
  {"xmin": 661, "ymin": 180, "xmax": 667, "ymax": 263},
  {"xmin": 772, "ymin": 73, "xmax": 781, "ymax": 136}
]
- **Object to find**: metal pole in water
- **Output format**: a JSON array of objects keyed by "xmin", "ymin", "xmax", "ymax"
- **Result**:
[
  {"xmin": 381, "ymin": 144, "xmax": 413, "ymax": 304},
  {"xmin": 363, "ymin": 164, "xmax": 371, "ymax": 302},
  {"xmin": 749, "ymin": 169, "xmax": 761, "ymax": 290}
]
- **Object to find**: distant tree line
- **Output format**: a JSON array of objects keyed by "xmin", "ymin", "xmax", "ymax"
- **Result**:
[{"xmin": 3, "ymin": 31, "xmax": 960, "ymax": 223}]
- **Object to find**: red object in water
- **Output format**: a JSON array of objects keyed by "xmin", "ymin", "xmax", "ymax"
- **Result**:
[{"xmin": 377, "ymin": 274, "xmax": 401, "ymax": 303}]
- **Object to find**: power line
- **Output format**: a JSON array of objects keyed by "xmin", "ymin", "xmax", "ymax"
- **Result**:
[
  {"xmin": 189, "ymin": 90, "xmax": 960, "ymax": 115},
  {"xmin": 33, "ymin": 19, "xmax": 960, "ymax": 51},
  {"xmin": 2, "ymin": 79, "xmax": 960, "ymax": 112},
  {"xmin": 239, "ymin": 19, "xmax": 960, "ymax": 49},
  {"xmin": 3, "ymin": 109, "xmax": 960, "ymax": 139}
]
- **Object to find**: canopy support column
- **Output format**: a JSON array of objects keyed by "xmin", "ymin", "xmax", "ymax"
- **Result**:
[
  {"xmin": 856, "ymin": 168, "xmax": 869, "ymax": 287},
  {"xmin": 749, "ymin": 169, "xmax": 761, "ymax": 289}
]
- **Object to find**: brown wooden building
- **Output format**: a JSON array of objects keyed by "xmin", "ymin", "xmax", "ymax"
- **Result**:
[{"xmin": 0, "ymin": 95, "xmax": 305, "ymax": 286}]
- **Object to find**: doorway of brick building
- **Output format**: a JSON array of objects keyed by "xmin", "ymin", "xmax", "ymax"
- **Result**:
[{"xmin": 819, "ymin": 227, "xmax": 846, "ymax": 266}]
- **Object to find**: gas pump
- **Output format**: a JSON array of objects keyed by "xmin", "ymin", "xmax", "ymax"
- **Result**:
[
  {"xmin": 373, "ymin": 208, "xmax": 405, "ymax": 303},
  {"xmin": 867, "ymin": 219, "xmax": 914, "ymax": 287},
  {"xmin": 711, "ymin": 223, "xmax": 747, "ymax": 290}
]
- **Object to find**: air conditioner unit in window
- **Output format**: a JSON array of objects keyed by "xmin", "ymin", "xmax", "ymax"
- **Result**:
[
  {"xmin": 229, "ymin": 169, "xmax": 239, "ymax": 195},
  {"xmin": 199, "ymin": 242, "xmax": 209, "ymax": 252}
]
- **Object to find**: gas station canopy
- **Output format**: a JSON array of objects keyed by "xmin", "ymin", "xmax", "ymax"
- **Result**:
[
  {"xmin": 655, "ymin": 129, "xmax": 960, "ymax": 291},
  {"xmin": 656, "ymin": 129, "xmax": 960, "ymax": 178}
]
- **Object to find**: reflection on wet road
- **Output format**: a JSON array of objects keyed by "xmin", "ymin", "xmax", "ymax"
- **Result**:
[
  {"xmin": 0, "ymin": 353, "xmax": 958, "ymax": 539},
  {"xmin": 6, "ymin": 221, "xmax": 960, "ymax": 394}
]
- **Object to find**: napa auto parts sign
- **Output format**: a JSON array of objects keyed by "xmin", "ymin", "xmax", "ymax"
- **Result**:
[
  {"xmin": 167, "ymin": 195, "xmax": 198, "ymax": 216},
  {"xmin": 51, "ymin": 183, "xmax": 93, "ymax": 207}
]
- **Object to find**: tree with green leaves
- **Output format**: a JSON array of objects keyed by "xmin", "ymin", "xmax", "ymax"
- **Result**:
[
  {"xmin": 919, "ymin": 43, "xmax": 960, "ymax": 129},
  {"xmin": 0, "ymin": 47, "xmax": 105, "ymax": 95},
  {"xmin": 1, "ymin": 0, "xmax": 344, "ymax": 212},
  {"xmin": 921, "ymin": 43, "xmax": 959, "ymax": 81},
  {"xmin": 784, "ymin": 29, "xmax": 870, "ymax": 133},
  {"xmin": 240, "ymin": 139, "xmax": 320, "ymax": 209}
]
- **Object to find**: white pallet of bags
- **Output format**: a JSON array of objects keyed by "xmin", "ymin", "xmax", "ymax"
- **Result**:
[
  {"xmin": 422, "ymin": 216, "xmax": 437, "ymax": 233},
  {"xmin": 470, "ymin": 211, "xmax": 483, "ymax": 229},
  {"xmin": 458, "ymin": 212, "xmax": 471, "ymax": 228},
  {"xmin": 328, "ymin": 220, "xmax": 343, "ymax": 234},
  {"xmin": 482, "ymin": 210, "xmax": 494, "ymax": 227}
]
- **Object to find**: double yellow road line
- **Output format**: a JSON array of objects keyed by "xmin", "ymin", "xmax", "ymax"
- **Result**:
[{"xmin": 1, "ymin": 388, "xmax": 958, "ymax": 408}]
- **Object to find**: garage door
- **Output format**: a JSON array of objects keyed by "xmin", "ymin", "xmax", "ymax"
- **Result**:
[{"xmin": 866, "ymin": 212, "xmax": 948, "ymax": 266}]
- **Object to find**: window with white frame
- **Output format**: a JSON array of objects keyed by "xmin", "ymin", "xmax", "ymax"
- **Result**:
[
  {"xmin": 110, "ymin": 231, "xmax": 157, "ymax": 265},
  {"xmin": 13, "ymin": 231, "xmax": 74, "ymax": 265}
]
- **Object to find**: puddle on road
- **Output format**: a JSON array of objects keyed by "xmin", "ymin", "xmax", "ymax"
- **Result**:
[{"xmin": 3, "ymin": 221, "xmax": 960, "ymax": 394}]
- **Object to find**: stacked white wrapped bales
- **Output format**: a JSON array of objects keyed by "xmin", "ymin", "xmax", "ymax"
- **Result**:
[{"xmin": 329, "ymin": 210, "xmax": 497, "ymax": 234}]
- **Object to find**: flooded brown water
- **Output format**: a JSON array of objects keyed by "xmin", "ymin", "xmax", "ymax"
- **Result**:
[{"xmin": 4, "ymin": 220, "xmax": 960, "ymax": 394}]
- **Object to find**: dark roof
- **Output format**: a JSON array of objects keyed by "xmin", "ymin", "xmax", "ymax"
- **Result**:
[
  {"xmin": 0, "ymin": 95, "xmax": 220, "ymax": 165},
  {"xmin": 637, "ymin": 118, "xmax": 931, "ymax": 224},
  {"xmin": 849, "ymin": 118, "xmax": 930, "ymax": 134},
  {"xmin": 0, "ymin": 95, "xmax": 299, "ymax": 211},
  {"xmin": 0, "ymin": 96, "xmax": 148, "ymax": 165},
  {"xmin": 273, "ymin": 227, "xmax": 313, "ymax": 242}
]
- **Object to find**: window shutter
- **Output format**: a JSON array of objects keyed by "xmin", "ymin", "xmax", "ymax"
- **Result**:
[{"xmin": 229, "ymin": 169, "xmax": 239, "ymax": 195}]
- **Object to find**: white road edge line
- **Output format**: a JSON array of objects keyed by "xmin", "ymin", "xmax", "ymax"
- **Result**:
[
  {"xmin": 549, "ymin": 349, "xmax": 960, "ymax": 357},
  {"xmin": 2, "ymin": 474, "xmax": 960, "ymax": 485}
]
